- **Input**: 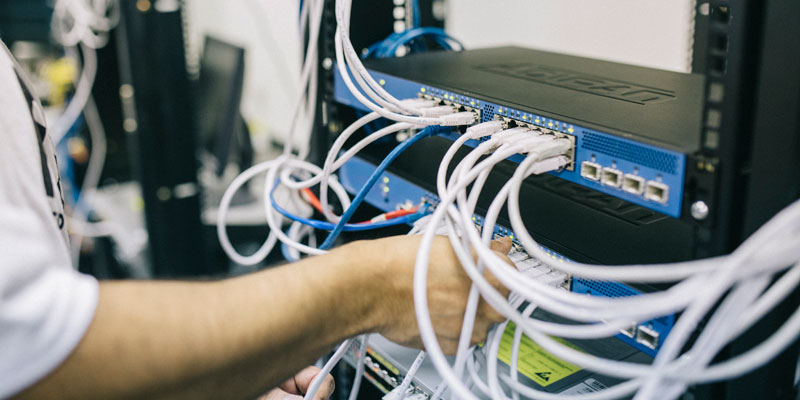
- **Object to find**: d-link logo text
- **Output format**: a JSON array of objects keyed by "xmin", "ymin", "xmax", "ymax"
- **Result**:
[{"xmin": 477, "ymin": 63, "xmax": 677, "ymax": 105}]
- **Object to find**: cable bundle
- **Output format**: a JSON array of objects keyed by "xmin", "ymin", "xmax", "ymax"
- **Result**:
[
  {"xmin": 218, "ymin": 1, "xmax": 800, "ymax": 399},
  {"xmin": 47, "ymin": 0, "xmax": 119, "ymax": 267},
  {"xmin": 217, "ymin": 0, "xmax": 476, "ymax": 267}
]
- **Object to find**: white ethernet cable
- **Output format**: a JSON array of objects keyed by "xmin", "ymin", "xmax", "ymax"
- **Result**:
[
  {"xmin": 284, "ymin": 0, "xmax": 324, "ymax": 159},
  {"xmin": 315, "ymin": 121, "xmax": 418, "ymax": 222},
  {"xmin": 219, "ymin": 1, "xmax": 800, "ymax": 398},
  {"xmin": 334, "ymin": 29, "xmax": 475, "ymax": 127},
  {"xmin": 412, "ymin": 113, "xmax": 800, "ymax": 400},
  {"xmin": 332, "ymin": 2, "xmax": 475, "ymax": 127},
  {"xmin": 284, "ymin": 220, "xmax": 318, "ymax": 261},
  {"xmin": 476, "ymin": 186, "xmax": 792, "ymax": 396},
  {"xmin": 262, "ymin": 156, "xmax": 353, "ymax": 256},
  {"xmin": 50, "ymin": 0, "xmax": 118, "ymax": 267},
  {"xmin": 216, "ymin": 159, "xmax": 282, "ymax": 265},
  {"xmin": 348, "ymin": 335, "xmax": 369, "ymax": 400},
  {"xmin": 325, "ymin": 2, "xmax": 800, "ymax": 398},
  {"xmin": 227, "ymin": 0, "xmax": 477, "ymax": 265},
  {"xmin": 334, "ymin": 0, "xmax": 417, "ymax": 115},
  {"xmin": 411, "ymin": 132, "xmax": 577, "ymax": 400},
  {"xmin": 281, "ymin": 99, "xmax": 437, "ymax": 192},
  {"xmin": 51, "ymin": 0, "xmax": 119, "ymax": 49},
  {"xmin": 462, "ymin": 152, "xmax": 792, "ymax": 358},
  {"xmin": 68, "ymin": 96, "xmax": 107, "ymax": 269},
  {"xmin": 50, "ymin": 44, "xmax": 97, "ymax": 145},
  {"xmin": 304, "ymin": 338, "xmax": 354, "ymax": 400},
  {"xmin": 50, "ymin": 0, "xmax": 119, "ymax": 144},
  {"xmin": 383, "ymin": 351, "xmax": 427, "ymax": 400},
  {"xmin": 216, "ymin": 0, "xmax": 325, "ymax": 265}
]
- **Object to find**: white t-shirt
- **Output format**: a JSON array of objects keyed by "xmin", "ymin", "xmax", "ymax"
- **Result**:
[{"xmin": 0, "ymin": 42, "xmax": 98, "ymax": 397}]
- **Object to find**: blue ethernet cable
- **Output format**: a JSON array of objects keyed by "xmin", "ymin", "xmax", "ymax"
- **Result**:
[
  {"xmin": 380, "ymin": 27, "xmax": 463, "ymax": 57},
  {"xmin": 411, "ymin": 0, "xmax": 421, "ymax": 28},
  {"xmin": 318, "ymin": 125, "xmax": 445, "ymax": 250},
  {"xmin": 269, "ymin": 184, "xmax": 424, "ymax": 231},
  {"xmin": 363, "ymin": 27, "xmax": 462, "ymax": 59}
]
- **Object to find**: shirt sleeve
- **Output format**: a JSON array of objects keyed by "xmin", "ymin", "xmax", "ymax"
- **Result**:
[{"xmin": 0, "ymin": 42, "xmax": 99, "ymax": 398}]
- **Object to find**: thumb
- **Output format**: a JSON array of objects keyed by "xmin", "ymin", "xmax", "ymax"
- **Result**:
[
  {"xmin": 490, "ymin": 236, "xmax": 513, "ymax": 254},
  {"xmin": 258, "ymin": 388, "xmax": 303, "ymax": 400},
  {"xmin": 293, "ymin": 366, "xmax": 335, "ymax": 399}
]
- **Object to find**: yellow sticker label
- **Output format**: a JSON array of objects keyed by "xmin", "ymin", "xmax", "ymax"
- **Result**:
[
  {"xmin": 496, "ymin": 322, "xmax": 582, "ymax": 387},
  {"xmin": 367, "ymin": 347, "xmax": 399, "ymax": 375}
]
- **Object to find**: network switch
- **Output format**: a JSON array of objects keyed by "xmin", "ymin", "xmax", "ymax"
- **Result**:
[{"xmin": 334, "ymin": 47, "xmax": 704, "ymax": 218}]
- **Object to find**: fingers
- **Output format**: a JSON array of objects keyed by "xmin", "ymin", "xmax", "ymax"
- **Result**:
[
  {"xmin": 292, "ymin": 366, "xmax": 335, "ymax": 400},
  {"xmin": 485, "ymin": 252, "xmax": 512, "ymax": 299},
  {"xmin": 490, "ymin": 236, "xmax": 513, "ymax": 254}
]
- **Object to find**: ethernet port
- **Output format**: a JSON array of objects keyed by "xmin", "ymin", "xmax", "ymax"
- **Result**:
[
  {"xmin": 623, "ymin": 174, "xmax": 646, "ymax": 195},
  {"xmin": 620, "ymin": 323, "xmax": 637, "ymax": 338},
  {"xmin": 636, "ymin": 325, "xmax": 660, "ymax": 349},
  {"xmin": 645, "ymin": 181, "xmax": 669, "ymax": 204},
  {"xmin": 601, "ymin": 168, "xmax": 623, "ymax": 188},
  {"xmin": 580, "ymin": 161, "xmax": 602, "ymax": 181}
]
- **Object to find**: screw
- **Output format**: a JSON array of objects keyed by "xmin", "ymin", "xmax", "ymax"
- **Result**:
[
  {"xmin": 691, "ymin": 201, "xmax": 709, "ymax": 220},
  {"xmin": 322, "ymin": 57, "xmax": 333, "ymax": 71}
]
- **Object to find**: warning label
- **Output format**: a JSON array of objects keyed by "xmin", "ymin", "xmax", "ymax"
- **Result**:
[{"xmin": 496, "ymin": 322, "xmax": 583, "ymax": 387}]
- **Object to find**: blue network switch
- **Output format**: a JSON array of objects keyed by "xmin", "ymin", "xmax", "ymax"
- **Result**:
[{"xmin": 334, "ymin": 69, "xmax": 687, "ymax": 218}]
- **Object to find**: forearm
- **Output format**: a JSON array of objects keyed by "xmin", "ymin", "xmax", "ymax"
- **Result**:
[{"xmin": 16, "ymin": 241, "xmax": 382, "ymax": 400}]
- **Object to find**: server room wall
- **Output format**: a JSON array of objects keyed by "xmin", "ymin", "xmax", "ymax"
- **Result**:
[
  {"xmin": 184, "ymin": 0, "xmax": 305, "ymax": 152},
  {"xmin": 445, "ymin": 0, "xmax": 695, "ymax": 73}
]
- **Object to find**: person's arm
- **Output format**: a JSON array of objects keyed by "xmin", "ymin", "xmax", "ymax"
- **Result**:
[{"xmin": 16, "ymin": 235, "xmax": 510, "ymax": 400}]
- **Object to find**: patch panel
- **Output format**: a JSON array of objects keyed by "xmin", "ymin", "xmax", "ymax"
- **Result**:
[
  {"xmin": 334, "ymin": 67, "xmax": 687, "ymax": 217},
  {"xmin": 344, "ymin": 337, "xmax": 432, "ymax": 397}
]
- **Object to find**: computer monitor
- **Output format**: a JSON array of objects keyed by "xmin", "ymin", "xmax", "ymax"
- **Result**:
[{"xmin": 197, "ymin": 35, "xmax": 252, "ymax": 177}]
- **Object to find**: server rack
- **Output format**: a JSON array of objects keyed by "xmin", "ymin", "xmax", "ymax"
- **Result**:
[
  {"xmin": 317, "ymin": 0, "xmax": 800, "ymax": 398},
  {"xmin": 115, "ymin": 1, "xmax": 213, "ymax": 277}
]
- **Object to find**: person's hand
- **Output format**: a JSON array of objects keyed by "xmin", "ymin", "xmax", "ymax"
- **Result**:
[
  {"xmin": 345, "ymin": 235, "xmax": 512, "ymax": 355},
  {"xmin": 258, "ymin": 366, "xmax": 334, "ymax": 400}
]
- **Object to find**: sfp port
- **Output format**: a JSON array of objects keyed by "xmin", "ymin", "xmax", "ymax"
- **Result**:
[
  {"xmin": 636, "ymin": 325, "xmax": 660, "ymax": 349},
  {"xmin": 645, "ymin": 181, "xmax": 669, "ymax": 204},
  {"xmin": 622, "ymin": 174, "xmax": 646, "ymax": 195},
  {"xmin": 601, "ymin": 168, "xmax": 623, "ymax": 188},
  {"xmin": 580, "ymin": 161, "xmax": 602, "ymax": 181}
]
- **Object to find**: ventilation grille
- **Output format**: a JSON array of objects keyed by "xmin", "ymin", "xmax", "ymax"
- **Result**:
[
  {"xmin": 481, "ymin": 104, "xmax": 495, "ymax": 123},
  {"xmin": 574, "ymin": 279, "xmax": 637, "ymax": 298},
  {"xmin": 582, "ymin": 132, "xmax": 678, "ymax": 175},
  {"xmin": 574, "ymin": 279, "xmax": 672, "ymax": 326}
]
